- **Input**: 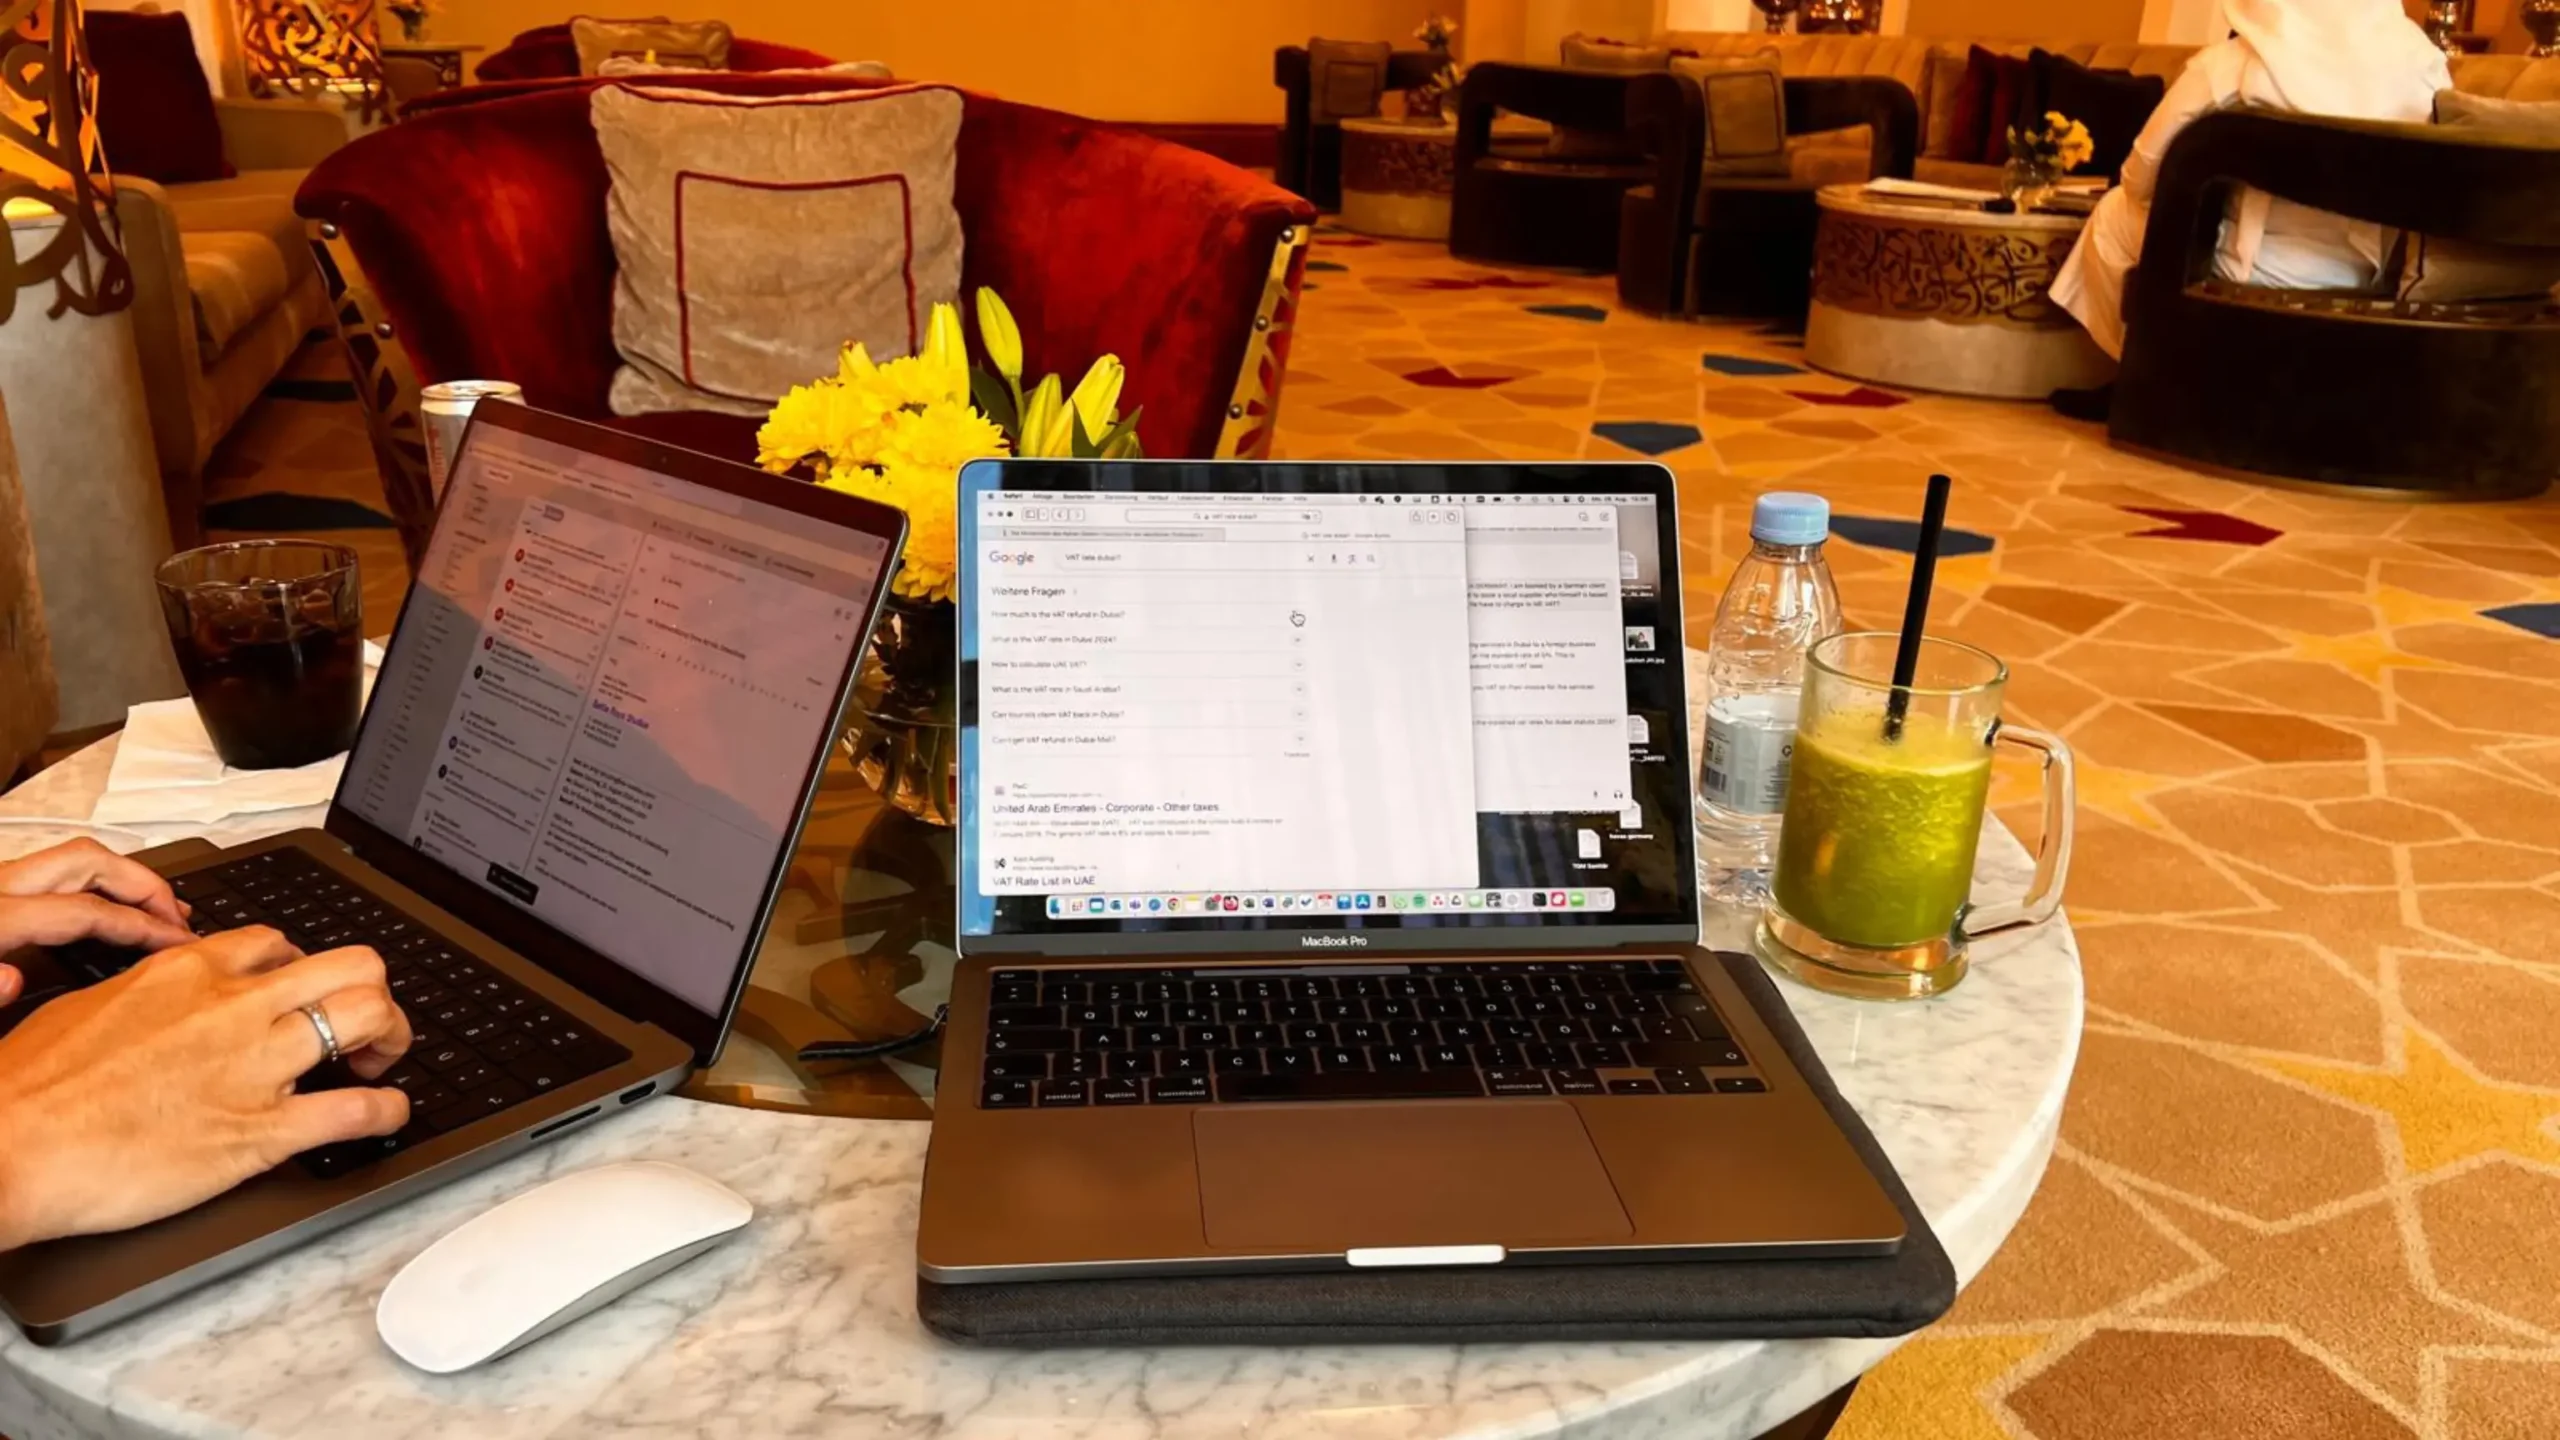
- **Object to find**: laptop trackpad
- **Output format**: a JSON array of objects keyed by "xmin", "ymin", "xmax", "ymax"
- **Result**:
[{"xmin": 1194, "ymin": 1102, "xmax": 1634, "ymax": 1251}]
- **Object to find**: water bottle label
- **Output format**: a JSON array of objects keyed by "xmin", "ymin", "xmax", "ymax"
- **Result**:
[{"xmin": 1702, "ymin": 711, "xmax": 1795, "ymax": 815}]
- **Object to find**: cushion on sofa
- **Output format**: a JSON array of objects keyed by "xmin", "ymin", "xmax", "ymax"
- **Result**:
[
  {"xmin": 88, "ymin": 10, "xmax": 232, "ymax": 185},
  {"xmin": 2399, "ymin": 90, "xmax": 2560, "ymax": 303},
  {"xmin": 1669, "ymin": 49, "xmax": 1791, "ymax": 179},
  {"xmin": 1306, "ymin": 37, "xmax": 1392, "ymax": 124},
  {"xmin": 571, "ymin": 17, "xmax": 732, "ymax": 74},
  {"xmin": 592, "ymin": 82, "xmax": 966, "ymax": 417},
  {"xmin": 2034, "ymin": 50, "xmax": 2166, "ymax": 179},
  {"xmin": 185, "ymin": 230, "xmax": 294, "ymax": 363}
]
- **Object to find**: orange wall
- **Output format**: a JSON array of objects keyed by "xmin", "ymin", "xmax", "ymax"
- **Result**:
[
  {"xmin": 1903, "ymin": 0, "xmax": 2146, "ymax": 42},
  {"xmin": 424, "ymin": 0, "xmax": 1441, "ymax": 122}
]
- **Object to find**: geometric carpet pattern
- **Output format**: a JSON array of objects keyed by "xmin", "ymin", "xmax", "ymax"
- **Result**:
[
  {"xmin": 1274, "ymin": 228, "xmax": 2560, "ymax": 1440},
  {"xmin": 200, "ymin": 232, "xmax": 2560, "ymax": 1438}
]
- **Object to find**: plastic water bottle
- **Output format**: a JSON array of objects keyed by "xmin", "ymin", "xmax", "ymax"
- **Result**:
[{"xmin": 1697, "ymin": 492, "xmax": 1843, "ymax": 907}]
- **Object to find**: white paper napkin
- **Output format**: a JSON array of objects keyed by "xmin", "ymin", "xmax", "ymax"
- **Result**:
[{"xmin": 91, "ymin": 643, "xmax": 385, "ymax": 827}]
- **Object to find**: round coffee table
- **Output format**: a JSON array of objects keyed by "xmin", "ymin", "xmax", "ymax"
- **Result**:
[
  {"xmin": 0, "ymin": 647, "xmax": 2083, "ymax": 1439},
  {"xmin": 1338, "ymin": 116, "xmax": 1460, "ymax": 240},
  {"xmin": 1804, "ymin": 184, "xmax": 2113, "ymax": 400}
]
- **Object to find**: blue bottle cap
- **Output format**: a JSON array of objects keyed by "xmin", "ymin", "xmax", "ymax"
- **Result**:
[{"xmin": 1751, "ymin": 491, "xmax": 1830, "ymax": 546}]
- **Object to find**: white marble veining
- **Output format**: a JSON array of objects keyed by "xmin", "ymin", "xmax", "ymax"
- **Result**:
[{"xmin": 1, "ymin": 684, "xmax": 2082, "ymax": 1440}]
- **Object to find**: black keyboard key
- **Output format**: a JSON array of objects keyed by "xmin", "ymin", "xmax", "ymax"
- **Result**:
[
  {"xmin": 1374, "ymin": 1047, "xmax": 1423, "ymax": 1070},
  {"xmin": 1319, "ymin": 1046, "xmax": 1369, "ymax": 1072},
  {"xmin": 1485, "ymin": 1069, "xmax": 1552, "ymax": 1096},
  {"xmin": 1657, "ymin": 1068, "xmax": 1709, "ymax": 1094},
  {"xmin": 1608, "ymin": 1078, "xmax": 1663, "ymax": 1095},
  {"xmin": 988, "ymin": 1028, "xmax": 1074, "ymax": 1053},
  {"xmin": 1106, "ymin": 1051, "xmax": 1157, "ymax": 1078},
  {"xmin": 1625, "ymin": 973, "xmax": 1697, "ymax": 994},
  {"xmin": 990, "ymin": 981, "xmax": 1038, "ymax": 1006},
  {"xmin": 1714, "ymin": 1076, "xmax": 1768, "ymax": 1093},
  {"xmin": 1470, "ymin": 1043, "xmax": 1524, "ymax": 1070},
  {"xmin": 1423, "ymin": 1044, "xmax": 1468, "ymax": 1069},
  {"xmin": 1132, "ymin": 1025, "xmax": 1180, "ymax": 1049},
  {"xmin": 506, "ymin": 1053, "xmax": 575, "ymax": 1093},
  {"xmin": 1213, "ymin": 1048, "xmax": 1262, "ymax": 1075},
  {"xmin": 409, "ymin": 1081, "xmax": 459, "ymax": 1115},
  {"xmin": 1096, "ymin": 1079, "xmax": 1146, "ymax": 1106},
  {"xmin": 984, "ymin": 1053, "xmax": 1049, "ymax": 1081},
  {"xmin": 447, "ymin": 1061, "xmax": 498, "ymax": 1093},
  {"xmin": 989, "ymin": 1005, "xmax": 1062, "ymax": 1029},
  {"xmin": 1122, "ymin": 1004, "xmax": 1165, "ymax": 1027},
  {"xmin": 1054, "ymin": 1053, "xmax": 1101, "ymax": 1079},
  {"xmin": 1577, "ymin": 1041, "xmax": 1631, "ymax": 1069},
  {"xmin": 1638, "ymin": 1015, "xmax": 1700, "ymax": 1042},
  {"xmin": 1317, "ymin": 999, "xmax": 1368, "ymax": 1023},
  {"xmin": 1629, "ymin": 1040, "xmax": 1748, "ymax": 1069},
  {"xmin": 296, "ymin": 1133, "xmax": 408, "ymax": 1179},
  {"xmin": 415, "ymin": 1043, "xmax": 472, "ymax": 1075},
  {"xmin": 1161, "ymin": 1050, "xmax": 1211, "ymax": 1076},
  {"xmin": 1525, "ymin": 1044, "xmax": 1576, "ymax": 1069},
  {"xmin": 482, "ymin": 1032, "xmax": 533, "ymax": 1063},
  {"xmin": 1079, "ymin": 1027, "xmax": 1129, "ymax": 1051},
  {"xmin": 982, "ymin": 1079, "xmax": 1035, "ymax": 1109},
  {"xmin": 1221, "ymin": 1069, "xmax": 1486, "ymax": 1103},
  {"xmin": 1035, "ymin": 1080, "xmax": 1089, "ymax": 1107},
  {"xmin": 1170, "ymin": 1003, "xmax": 1214, "ymax": 1025},
  {"xmin": 425, "ymin": 1078, "xmax": 529, "ymax": 1133},
  {"xmin": 1550, "ymin": 1069, "xmax": 1604, "ymax": 1095},
  {"xmin": 1268, "ymin": 1047, "xmax": 1317, "ymax": 1073},
  {"xmin": 1149, "ymin": 1076, "xmax": 1211, "ymax": 1104},
  {"xmin": 1238, "ymin": 1024, "xmax": 1283, "ymax": 1048},
  {"xmin": 455, "ymin": 1017, "xmax": 507, "ymax": 1046},
  {"xmin": 1286, "ymin": 1023, "xmax": 1328, "ymax": 1047},
  {"xmin": 1064, "ymin": 1004, "xmax": 1112, "ymax": 1028},
  {"xmin": 1182, "ymin": 1025, "xmax": 1231, "ymax": 1049}
]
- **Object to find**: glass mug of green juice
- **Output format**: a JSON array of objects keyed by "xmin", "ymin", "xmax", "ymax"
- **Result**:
[{"xmin": 1756, "ymin": 632, "xmax": 2075, "ymax": 1001}]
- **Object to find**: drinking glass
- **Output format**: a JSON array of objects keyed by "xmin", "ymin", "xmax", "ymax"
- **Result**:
[
  {"xmin": 155, "ymin": 540, "xmax": 363, "ymax": 770},
  {"xmin": 1756, "ymin": 632, "xmax": 2074, "ymax": 1000}
]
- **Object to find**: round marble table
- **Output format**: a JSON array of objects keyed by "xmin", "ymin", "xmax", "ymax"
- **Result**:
[
  {"xmin": 1804, "ymin": 184, "xmax": 2113, "ymax": 401},
  {"xmin": 0, "ymin": 653, "xmax": 2082, "ymax": 1440}
]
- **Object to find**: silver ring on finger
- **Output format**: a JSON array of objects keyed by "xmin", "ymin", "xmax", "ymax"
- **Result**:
[{"xmin": 301, "ymin": 1002, "xmax": 343, "ymax": 1063}]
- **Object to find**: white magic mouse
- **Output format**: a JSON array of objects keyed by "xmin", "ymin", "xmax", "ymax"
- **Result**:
[{"xmin": 376, "ymin": 1161, "xmax": 752, "ymax": 1374}]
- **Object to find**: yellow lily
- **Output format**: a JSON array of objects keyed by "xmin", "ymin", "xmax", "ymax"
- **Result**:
[
  {"xmin": 1017, "ymin": 373, "xmax": 1065, "ymax": 458},
  {"xmin": 1066, "ymin": 354, "xmax": 1125, "ymax": 448},
  {"xmin": 974, "ymin": 287, "xmax": 1023, "ymax": 384},
  {"xmin": 921, "ymin": 301, "xmax": 969, "ymax": 405}
]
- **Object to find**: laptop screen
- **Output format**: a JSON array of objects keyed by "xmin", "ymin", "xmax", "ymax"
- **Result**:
[
  {"xmin": 956, "ymin": 462, "xmax": 1695, "ymax": 949},
  {"xmin": 337, "ymin": 411, "xmax": 894, "ymax": 1014}
]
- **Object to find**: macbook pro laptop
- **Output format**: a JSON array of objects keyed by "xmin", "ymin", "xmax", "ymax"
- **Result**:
[
  {"xmin": 917, "ymin": 460, "xmax": 1904, "ymax": 1284},
  {"xmin": 0, "ymin": 403, "xmax": 905, "ymax": 1344}
]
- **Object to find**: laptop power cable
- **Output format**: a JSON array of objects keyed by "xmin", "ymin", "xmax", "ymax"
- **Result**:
[{"xmin": 796, "ymin": 1005, "xmax": 949, "ymax": 1064}]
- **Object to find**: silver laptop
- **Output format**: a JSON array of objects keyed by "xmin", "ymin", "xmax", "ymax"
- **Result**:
[
  {"xmin": 916, "ymin": 460, "xmax": 1903, "ymax": 1284},
  {"xmin": 0, "ymin": 404, "xmax": 904, "ymax": 1343}
]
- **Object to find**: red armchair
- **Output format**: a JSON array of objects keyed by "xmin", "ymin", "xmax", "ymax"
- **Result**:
[
  {"xmin": 297, "ymin": 74, "xmax": 1317, "ymax": 565},
  {"xmin": 473, "ymin": 23, "xmax": 834, "ymax": 82}
]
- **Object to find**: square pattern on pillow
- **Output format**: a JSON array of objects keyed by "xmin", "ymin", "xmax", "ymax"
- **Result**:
[
  {"xmin": 572, "ymin": 17, "xmax": 732, "ymax": 75},
  {"xmin": 592, "ymin": 83, "xmax": 966, "ymax": 417},
  {"xmin": 1307, "ymin": 37, "xmax": 1392, "ymax": 125},
  {"xmin": 1670, "ymin": 50, "xmax": 1791, "ymax": 180}
]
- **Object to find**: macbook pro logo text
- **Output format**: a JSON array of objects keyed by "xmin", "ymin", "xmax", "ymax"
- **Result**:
[{"xmin": 1300, "ymin": 934, "xmax": 1367, "ymax": 949}]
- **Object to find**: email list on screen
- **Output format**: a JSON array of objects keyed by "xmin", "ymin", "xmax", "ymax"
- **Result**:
[
  {"xmin": 342, "ymin": 425, "xmax": 889, "ymax": 1013},
  {"xmin": 961, "ymin": 477, "xmax": 1689, "ymax": 937}
]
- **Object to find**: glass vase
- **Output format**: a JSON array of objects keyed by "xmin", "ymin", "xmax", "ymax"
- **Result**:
[
  {"xmin": 2527, "ymin": 0, "xmax": 2560, "ymax": 56},
  {"xmin": 840, "ymin": 593, "xmax": 957, "ymax": 827},
  {"xmin": 2000, "ymin": 155, "xmax": 2058, "ymax": 215}
]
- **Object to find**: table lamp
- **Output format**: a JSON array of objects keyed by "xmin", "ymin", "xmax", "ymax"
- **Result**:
[
  {"xmin": 0, "ymin": 0, "xmax": 131, "ymax": 324},
  {"xmin": 241, "ymin": 0, "xmax": 387, "ymax": 123}
]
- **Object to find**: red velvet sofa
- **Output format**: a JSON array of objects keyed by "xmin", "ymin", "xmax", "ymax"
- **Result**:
[
  {"xmin": 473, "ymin": 22, "xmax": 834, "ymax": 83},
  {"xmin": 296, "ymin": 74, "xmax": 1317, "ymax": 565}
]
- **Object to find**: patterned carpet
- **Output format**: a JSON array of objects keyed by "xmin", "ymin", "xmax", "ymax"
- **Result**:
[{"xmin": 201, "ymin": 230, "xmax": 2560, "ymax": 1438}]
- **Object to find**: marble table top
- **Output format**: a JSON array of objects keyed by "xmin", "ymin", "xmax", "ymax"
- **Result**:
[{"xmin": 0, "ymin": 674, "xmax": 2083, "ymax": 1440}]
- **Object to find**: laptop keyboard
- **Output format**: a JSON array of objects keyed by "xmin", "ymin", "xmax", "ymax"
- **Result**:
[
  {"xmin": 61, "ymin": 848, "xmax": 631, "ymax": 1178},
  {"xmin": 977, "ymin": 959, "xmax": 1761, "ymax": 1109}
]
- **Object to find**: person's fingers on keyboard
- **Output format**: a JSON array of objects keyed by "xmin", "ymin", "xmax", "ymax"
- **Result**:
[
  {"xmin": 269, "ymin": 1084, "xmax": 410, "ymax": 1164},
  {"xmin": 0, "ymin": 837, "xmax": 190, "ymax": 928},
  {"xmin": 0, "ymin": 892, "xmax": 197, "ymax": 954},
  {"xmin": 260, "ymin": 961, "xmax": 412, "ymax": 1082},
  {"xmin": 189, "ymin": 924, "xmax": 301, "ymax": 977}
]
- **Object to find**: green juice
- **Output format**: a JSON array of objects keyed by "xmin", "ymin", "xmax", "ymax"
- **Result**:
[{"xmin": 1772, "ymin": 708, "xmax": 1994, "ymax": 950}]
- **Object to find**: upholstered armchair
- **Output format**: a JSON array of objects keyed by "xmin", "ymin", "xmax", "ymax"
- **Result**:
[
  {"xmin": 1273, "ymin": 44, "xmax": 1447, "ymax": 210},
  {"xmin": 296, "ymin": 74, "xmax": 1318, "ymax": 565},
  {"xmin": 1617, "ymin": 73, "xmax": 1918, "ymax": 318},
  {"xmin": 2112, "ymin": 108, "xmax": 2560, "ymax": 498},
  {"xmin": 1450, "ymin": 63, "xmax": 1657, "ymax": 272}
]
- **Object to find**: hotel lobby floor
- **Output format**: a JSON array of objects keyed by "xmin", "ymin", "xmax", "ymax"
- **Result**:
[{"xmin": 196, "ymin": 231, "xmax": 2560, "ymax": 1439}]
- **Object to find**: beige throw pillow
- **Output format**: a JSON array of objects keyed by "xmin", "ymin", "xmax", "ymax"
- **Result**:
[
  {"xmin": 572, "ymin": 17, "xmax": 732, "ymax": 75},
  {"xmin": 1670, "ymin": 49, "xmax": 1791, "ymax": 179},
  {"xmin": 1306, "ymin": 37, "xmax": 1392, "ymax": 125},
  {"xmin": 592, "ymin": 83, "xmax": 966, "ymax": 417},
  {"xmin": 2399, "ymin": 89, "xmax": 2560, "ymax": 303}
]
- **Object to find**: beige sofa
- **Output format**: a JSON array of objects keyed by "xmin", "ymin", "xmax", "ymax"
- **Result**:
[
  {"xmin": 116, "ymin": 98, "xmax": 347, "ymax": 547},
  {"xmin": 1659, "ymin": 31, "xmax": 2560, "ymax": 190}
]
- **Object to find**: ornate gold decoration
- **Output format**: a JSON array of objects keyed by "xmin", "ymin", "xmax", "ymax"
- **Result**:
[
  {"xmin": 308, "ymin": 221, "xmax": 435, "ymax": 565},
  {"xmin": 242, "ymin": 0, "xmax": 388, "ymax": 124},
  {"xmin": 1216, "ymin": 223, "xmax": 1312, "ymax": 460},
  {"xmin": 1813, "ymin": 210, "xmax": 2082, "ymax": 330},
  {"xmin": 0, "ymin": 0, "xmax": 133, "ymax": 321},
  {"xmin": 1341, "ymin": 123, "xmax": 1456, "ymax": 197}
]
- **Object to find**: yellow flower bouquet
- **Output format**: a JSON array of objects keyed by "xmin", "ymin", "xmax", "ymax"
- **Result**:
[
  {"xmin": 2002, "ymin": 111, "xmax": 2095, "ymax": 210},
  {"xmin": 759, "ymin": 287, "xmax": 1138, "ymax": 825},
  {"xmin": 756, "ymin": 286, "xmax": 1141, "ymax": 605}
]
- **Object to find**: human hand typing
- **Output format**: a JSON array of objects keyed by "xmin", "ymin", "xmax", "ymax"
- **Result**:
[
  {"xmin": 0, "ymin": 926, "xmax": 413, "ymax": 1251},
  {"xmin": 0, "ymin": 837, "xmax": 197, "ymax": 956}
]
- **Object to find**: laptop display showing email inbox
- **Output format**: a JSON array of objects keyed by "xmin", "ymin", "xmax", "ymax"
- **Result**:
[
  {"xmin": 960, "ymin": 470, "xmax": 1693, "ymax": 938},
  {"xmin": 340, "ymin": 422, "xmax": 891, "ymax": 1012}
]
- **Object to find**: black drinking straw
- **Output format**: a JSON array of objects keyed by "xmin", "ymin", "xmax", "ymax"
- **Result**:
[{"xmin": 1883, "ymin": 473, "xmax": 1953, "ymax": 742}]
